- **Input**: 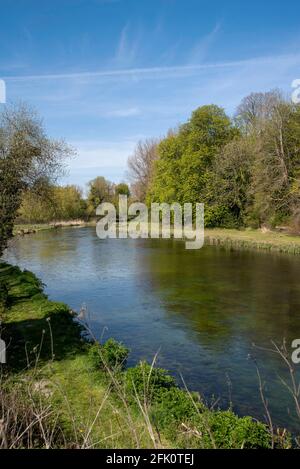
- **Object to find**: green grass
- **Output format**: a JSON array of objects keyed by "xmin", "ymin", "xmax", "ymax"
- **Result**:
[{"xmin": 205, "ymin": 228, "xmax": 300, "ymax": 254}]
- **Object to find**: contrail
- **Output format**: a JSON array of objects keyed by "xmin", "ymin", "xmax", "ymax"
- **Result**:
[{"xmin": 3, "ymin": 53, "xmax": 300, "ymax": 82}]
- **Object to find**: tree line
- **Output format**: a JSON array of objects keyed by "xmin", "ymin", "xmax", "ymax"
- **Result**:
[
  {"xmin": 0, "ymin": 104, "xmax": 130, "ymax": 255},
  {"xmin": 18, "ymin": 177, "xmax": 131, "ymax": 224},
  {"xmin": 1, "ymin": 89, "xmax": 300, "ymax": 255},
  {"xmin": 127, "ymin": 89, "xmax": 300, "ymax": 231}
]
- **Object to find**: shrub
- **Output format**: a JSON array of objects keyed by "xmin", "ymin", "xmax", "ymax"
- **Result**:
[
  {"xmin": 125, "ymin": 361, "xmax": 176, "ymax": 402},
  {"xmin": 151, "ymin": 387, "xmax": 203, "ymax": 430},
  {"xmin": 196, "ymin": 410, "xmax": 272, "ymax": 449},
  {"xmin": 88, "ymin": 338, "xmax": 129, "ymax": 371},
  {"xmin": 205, "ymin": 205, "xmax": 240, "ymax": 228}
]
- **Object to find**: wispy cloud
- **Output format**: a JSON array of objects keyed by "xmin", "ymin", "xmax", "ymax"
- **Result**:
[
  {"xmin": 4, "ymin": 52, "xmax": 300, "ymax": 83},
  {"xmin": 187, "ymin": 22, "xmax": 222, "ymax": 64},
  {"xmin": 113, "ymin": 23, "xmax": 140, "ymax": 67},
  {"xmin": 70, "ymin": 139, "xmax": 136, "ymax": 169},
  {"xmin": 107, "ymin": 107, "xmax": 140, "ymax": 117}
]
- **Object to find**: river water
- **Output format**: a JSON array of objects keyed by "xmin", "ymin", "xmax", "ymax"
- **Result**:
[{"xmin": 4, "ymin": 226, "xmax": 300, "ymax": 433}]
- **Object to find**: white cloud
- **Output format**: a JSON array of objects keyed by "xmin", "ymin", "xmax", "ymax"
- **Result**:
[
  {"xmin": 4, "ymin": 52, "xmax": 300, "ymax": 84},
  {"xmin": 107, "ymin": 107, "xmax": 140, "ymax": 117},
  {"xmin": 61, "ymin": 138, "xmax": 137, "ymax": 187},
  {"xmin": 113, "ymin": 23, "xmax": 140, "ymax": 68},
  {"xmin": 70, "ymin": 139, "xmax": 136, "ymax": 169}
]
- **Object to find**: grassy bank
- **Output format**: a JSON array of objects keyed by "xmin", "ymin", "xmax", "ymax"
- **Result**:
[
  {"xmin": 204, "ymin": 228, "xmax": 300, "ymax": 255},
  {"xmin": 13, "ymin": 223, "xmax": 54, "ymax": 236},
  {"xmin": 13, "ymin": 220, "xmax": 93, "ymax": 236},
  {"xmin": 0, "ymin": 263, "xmax": 157, "ymax": 448},
  {"xmin": 0, "ymin": 263, "xmax": 294, "ymax": 448}
]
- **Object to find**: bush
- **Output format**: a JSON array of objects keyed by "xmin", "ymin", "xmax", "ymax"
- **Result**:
[
  {"xmin": 88, "ymin": 338, "xmax": 129, "ymax": 371},
  {"xmin": 125, "ymin": 363, "xmax": 273, "ymax": 449},
  {"xmin": 205, "ymin": 205, "xmax": 240, "ymax": 229},
  {"xmin": 125, "ymin": 361, "xmax": 176, "ymax": 402},
  {"xmin": 151, "ymin": 387, "xmax": 203, "ymax": 430},
  {"xmin": 197, "ymin": 410, "xmax": 272, "ymax": 449}
]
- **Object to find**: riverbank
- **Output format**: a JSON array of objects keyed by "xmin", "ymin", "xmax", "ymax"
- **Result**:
[
  {"xmin": 0, "ymin": 262, "xmax": 293, "ymax": 449},
  {"xmin": 13, "ymin": 222, "xmax": 300, "ymax": 255},
  {"xmin": 13, "ymin": 220, "xmax": 92, "ymax": 236},
  {"xmin": 205, "ymin": 228, "xmax": 300, "ymax": 255}
]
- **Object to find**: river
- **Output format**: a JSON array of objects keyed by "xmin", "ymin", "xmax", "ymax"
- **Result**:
[{"xmin": 4, "ymin": 226, "xmax": 300, "ymax": 433}]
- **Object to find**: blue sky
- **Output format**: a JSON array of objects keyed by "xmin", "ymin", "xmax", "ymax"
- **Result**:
[{"xmin": 1, "ymin": 0, "xmax": 300, "ymax": 188}]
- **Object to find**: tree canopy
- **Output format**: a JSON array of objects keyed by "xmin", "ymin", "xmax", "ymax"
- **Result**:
[
  {"xmin": 130, "ymin": 91, "xmax": 300, "ymax": 231},
  {"xmin": 0, "ymin": 104, "xmax": 73, "ymax": 254}
]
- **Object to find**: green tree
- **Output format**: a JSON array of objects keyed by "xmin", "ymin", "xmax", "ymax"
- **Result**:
[
  {"xmin": 115, "ymin": 182, "xmax": 130, "ymax": 197},
  {"xmin": 87, "ymin": 176, "xmax": 113, "ymax": 215},
  {"xmin": 211, "ymin": 136, "xmax": 258, "ymax": 226},
  {"xmin": 0, "ymin": 104, "xmax": 73, "ymax": 254},
  {"xmin": 18, "ymin": 185, "xmax": 87, "ymax": 223},
  {"xmin": 148, "ymin": 105, "xmax": 238, "ymax": 226}
]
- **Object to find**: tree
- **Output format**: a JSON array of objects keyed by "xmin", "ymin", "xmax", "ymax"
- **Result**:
[
  {"xmin": 235, "ymin": 90, "xmax": 282, "ymax": 133},
  {"xmin": 18, "ymin": 191, "xmax": 54, "ymax": 223},
  {"xmin": 0, "ymin": 104, "xmax": 73, "ymax": 254},
  {"xmin": 18, "ymin": 185, "xmax": 87, "ymax": 223},
  {"xmin": 148, "ymin": 105, "xmax": 238, "ymax": 223},
  {"xmin": 87, "ymin": 176, "xmax": 113, "ymax": 214},
  {"xmin": 235, "ymin": 91, "xmax": 300, "ymax": 227},
  {"xmin": 212, "ymin": 136, "xmax": 258, "ymax": 225},
  {"xmin": 250, "ymin": 101, "xmax": 300, "ymax": 226},
  {"xmin": 53, "ymin": 185, "xmax": 86, "ymax": 220},
  {"xmin": 115, "ymin": 182, "xmax": 130, "ymax": 197},
  {"xmin": 127, "ymin": 138, "xmax": 159, "ymax": 201}
]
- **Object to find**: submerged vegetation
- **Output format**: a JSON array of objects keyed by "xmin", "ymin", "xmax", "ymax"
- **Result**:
[{"xmin": 0, "ymin": 262, "xmax": 294, "ymax": 449}]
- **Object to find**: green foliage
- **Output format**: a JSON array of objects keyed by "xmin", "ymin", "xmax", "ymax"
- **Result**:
[
  {"xmin": 151, "ymin": 387, "xmax": 203, "ymax": 429},
  {"xmin": 0, "ymin": 104, "xmax": 72, "ymax": 254},
  {"xmin": 147, "ymin": 105, "xmax": 238, "ymax": 226},
  {"xmin": 145, "ymin": 92, "xmax": 300, "ymax": 230},
  {"xmin": 18, "ymin": 185, "xmax": 87, "ymax": 223},
  {"xmin": 124, "ymin": 361, "xmax": 272, "ymax": 449},
  {"xmin": 125, "ymin": 361, "xmax": 176, "ymax": 401},
  {"xmin": 0, "ymin": 263, "xmax": 83, "ymax": 369},
  {"xmin": 148, "ymin": 383, "xmax": 271, "ymax": 449},
  {"xmin": 204, "ymin": 205, "xmax": 240, "ymax": 228},
  {"xmin": 88, "ymin": 338, "xmax": 129, "ymax": 371},
  {"xmin": 87, "ymin": 176, "xmax": 114, "ymax": 215},
  {"xmin": 115, "ymin": 183, "xmax": 130, "ymax": 197},
  {"xmin": 198, "ymin": 410, "xmax": 272, "ymax": 449}
]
